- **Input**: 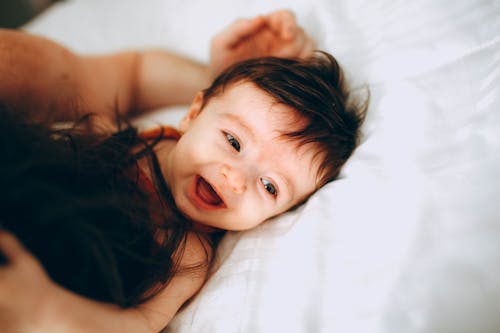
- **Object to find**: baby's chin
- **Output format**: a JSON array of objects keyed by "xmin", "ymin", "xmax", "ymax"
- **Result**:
[{"xmin": 172, "ymin": 198, "xmax": 225, "ymax": 232}]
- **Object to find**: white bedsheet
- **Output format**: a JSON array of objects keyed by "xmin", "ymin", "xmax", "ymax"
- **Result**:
[{"xmin": 25, "ymin": 0, "xmax": 500, "ymax": 332}]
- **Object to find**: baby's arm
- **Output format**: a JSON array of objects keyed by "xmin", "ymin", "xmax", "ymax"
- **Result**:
[
  {"xmin": 209, "ymin": 10, "xmax": 316, "ymax": 77},
  {"xmin": 0, "ymin": 28, "xmax": 209, "ymax": 124},
  {"xmin": 0, "ymin": 231, "xmax": 209, "ymax": 333},
  {"xmin": 0, "ymin": 10, "xmax": 313, "ymax": 125}
]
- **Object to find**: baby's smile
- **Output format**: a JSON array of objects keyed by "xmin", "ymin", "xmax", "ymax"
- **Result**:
[
  {"xmin": 194, "ymin": 176, "xmax": 226, "ymax": 209},
  {"xmin": 160, "ymin": 82, "xmax": 322, "ymax": 231}
]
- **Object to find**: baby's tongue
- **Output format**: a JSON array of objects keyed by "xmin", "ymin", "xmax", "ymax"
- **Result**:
[{"xmin": 197, "ymin": 177, "xmax": 222, "ymax": 206}]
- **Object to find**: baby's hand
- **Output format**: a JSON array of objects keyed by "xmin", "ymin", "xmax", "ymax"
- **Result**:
[
  {"xmin": 209, "ymin": 10, "xmax": 316, "ymax": 78},
  {"xmin": 0, "ymin": 231, "xmax": 55, "ymax": 333}
]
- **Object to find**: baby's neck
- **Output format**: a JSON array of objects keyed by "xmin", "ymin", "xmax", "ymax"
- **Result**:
[{"xmin": 154, "ymin": 139, "xmax": 177, "ymax": 188}]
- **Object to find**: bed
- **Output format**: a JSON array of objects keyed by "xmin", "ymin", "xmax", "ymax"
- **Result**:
[{"xmin": 24, "ymin": 0, "xmax": 500, "ymax": 332}]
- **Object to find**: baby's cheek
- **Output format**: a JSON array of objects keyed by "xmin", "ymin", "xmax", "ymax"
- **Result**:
[
  {"xmin": 178, "ymin": 137, "xmax": 211, "ymax": 164},
  {"xmin": 195, "ymin": 132, "xmax": 218, "ymax": 156},
  {"xmin": 241, "ymin": 197, "xmax": 270, "ymax": 229}
]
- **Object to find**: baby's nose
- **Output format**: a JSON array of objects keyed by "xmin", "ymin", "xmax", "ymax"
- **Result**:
[{"xmin": 221, "ymin": 164, "xmax": 247, "ymax": 194}]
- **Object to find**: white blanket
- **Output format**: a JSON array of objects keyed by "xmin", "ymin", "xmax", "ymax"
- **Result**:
[{"xmin": 25, "ymin": 0, "xmax": 500, "ymax": 332}]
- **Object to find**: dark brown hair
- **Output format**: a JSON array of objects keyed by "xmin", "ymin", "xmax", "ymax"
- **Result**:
[
  {"xmin": 203, "ymin": 51, "xmax": 368, "ymax": 186},
  {"xmin": 0, "ymin": 107, "xmax": 218, "ymax": 307},
  {"xmin": 0, "ymin": 51, "xmax": 365, "ymax": 309}
]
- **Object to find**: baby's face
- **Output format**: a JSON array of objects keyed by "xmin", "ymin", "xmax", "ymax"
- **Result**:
[{"xmin": 163, "ymin": 82, "xmax": 322, "ymax": 230}]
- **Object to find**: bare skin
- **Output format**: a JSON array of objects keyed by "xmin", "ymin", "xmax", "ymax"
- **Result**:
[{"xmin": 0, "ymin": 10, "xmax": 317, "ymax": 333}]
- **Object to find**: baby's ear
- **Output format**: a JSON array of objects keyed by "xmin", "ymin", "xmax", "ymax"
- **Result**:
[{"xmin": 179, "ymin": 91, "xmax": 204, "ymax": 132}]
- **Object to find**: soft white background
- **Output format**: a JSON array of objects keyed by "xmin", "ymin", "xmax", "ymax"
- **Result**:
[{"xmin": 25, "ymin": 1, "xmax": 500, "ymax": 332}]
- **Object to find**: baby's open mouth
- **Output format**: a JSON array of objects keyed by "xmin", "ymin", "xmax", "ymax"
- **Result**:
[{"xmin": 196, "ymin": 176, "xmax": 225, "ymax": 207}]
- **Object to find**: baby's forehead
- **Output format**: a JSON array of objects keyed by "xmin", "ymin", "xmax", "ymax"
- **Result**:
[
  {"xmin": 264, "ymin": 109, "xmax": 326, "ymax": 188},
  {"xmin": 210, "ymin": 81, "xmax": 325, "ymax": 184},
  {"xmin": 223, "ymin": 82, "xmax": 308, "ymax": 130},
  {"xmin": 268, "ymin": 103, "xmax": 308, "ymax": 133},
  {"xmin": 249, "ymin": 110, "xmax": 323, "ymax": 186}
]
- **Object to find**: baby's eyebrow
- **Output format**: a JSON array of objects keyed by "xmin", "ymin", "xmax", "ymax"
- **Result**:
[{"xmin": 224, "ymin": 113, "xmax": 256, "ymax": 141}]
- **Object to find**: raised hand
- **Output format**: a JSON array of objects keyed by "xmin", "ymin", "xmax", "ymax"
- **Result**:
[{"xmin": 209, "ymin": 10, "xmax": 316, "ymax": 77}]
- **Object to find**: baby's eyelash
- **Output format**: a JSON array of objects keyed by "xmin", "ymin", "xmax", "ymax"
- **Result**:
[
  {"xmin": 260, "ymin": 178, "xmax": 278, "ymax": 197},
  {"xmin": 224, "ymin": 132, "xmax": 241, "ymax": 152}
]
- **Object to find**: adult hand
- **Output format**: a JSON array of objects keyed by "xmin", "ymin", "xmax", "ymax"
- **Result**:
[
  {"xmin": 209, "ymin": 10, "xmax": 316, "ymax": 78},
  {"xmin": 0, "ymin": 231, "xmax": 56, "ymax": 333}
]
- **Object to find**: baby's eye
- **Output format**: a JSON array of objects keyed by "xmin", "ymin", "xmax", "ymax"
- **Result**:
[
  {"xmin": 225, "ymin": 132, "xmax": 240, "ymax": 152},
  {"xmin": 260, "ymin": 178, "xmax": 278, "ymax": 197}
]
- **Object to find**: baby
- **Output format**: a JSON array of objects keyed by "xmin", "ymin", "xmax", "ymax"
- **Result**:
[{"xmin": 0, "ymin": 10, "xmax": 366, "ymax": 333}]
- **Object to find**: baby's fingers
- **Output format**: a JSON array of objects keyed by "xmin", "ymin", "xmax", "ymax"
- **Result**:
[
  {"xmin": 270, "ymin": 26, "xmax": 315, "ymax": 59},
  {"xmin": 299, "ymin": 34, "xmax": 317, "ymax": 58},
  {"xmin": 266, "ymin": 10, "xmax": 298, "ymax": 40},
  {"xmin": 214, "ymin": 16, "xmax": 266, "ymax": 48}
]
